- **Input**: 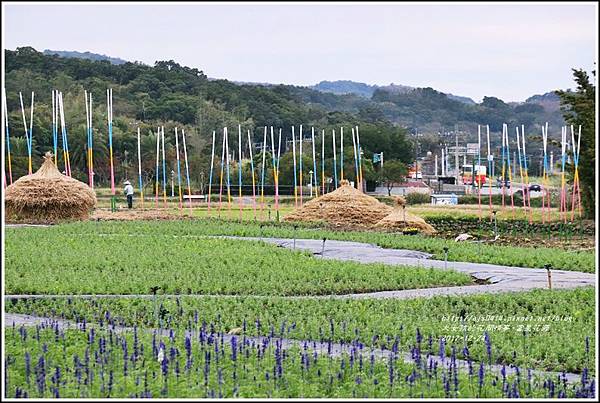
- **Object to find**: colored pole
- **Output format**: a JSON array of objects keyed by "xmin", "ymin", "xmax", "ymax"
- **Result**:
[
  {"xmin": 51, "ymin": 90, "xmax": 58, "ymax": 165},
  {"xmin": 541, "ymin": 123, "xmax": 549, "ymax": 223},
  {"xmin": 351, "ymin": 127, "xmax": 359, "ymax": 188},
  {"xmin": 521, "ymin": 125, "xmax": 533, "ymax": 223},
  {"xmin": 292, "ymin": 126, "xmax": 298, "ymax": 207},
  {"xmin": 340, "ymin": 126, "xmax": 344, "ymax": 182},
  {"xmin": 321, "ymin": 129, "xmax": 325, "ymax": 195},
  {"xmin": 137, "ymin": 127, "xmax": 144, "ymax": 208},
  {"xmin": 247, "ymin": 129, "xmax": 257, "ymax": 219},
  {"xmin": 570, "ymin": 125, "xmax": 582, "ymax": 220},
  {"xmin": 501, "ymin": 123, "xmax": 506, "ymax": 211},
  {"xmin": 276, "ymin": 128, "xmax": 282, "ymax": 218},
  {"xmin": 58, "ymin": 92, "xmax": 71, "ymax": 177},
  {"xmin": 299, "ymin": 125, "xmax": 303, "ymax": 205},
  {"xmin": 218, "ymin": 128, "xmax": 226, "ymax": 216},
  {"xmin": 207, "ymin": 130, "xmax": 216, "ymax": 214},
  {"xmin": 477, "ymin": 125, "xmax": 482, "ymax": 220},
  {"xmin": 225, "ymin": 127, "xmax": 232, "ymax": 218},
  {"xmin": 238, "ymin": 124, "xmax": 243, "ymax": 220},
  {"xmin": 3, "ymin": 88, "xmax": 12, "ymax": 184},
  {"xmin": 107, "ymin": 89, "xmax": 115, "ymax": 194},
  {"xmin": 181, "ymin": 129, "xmax": 193, "ymax": 214},
  {"xmin": 332, "ymin": 129, "xmax": 338, "ymax": 188},
  {"xmin": 175, "ymin": 127, "xmax": 183, "ymax": 210},
  {"xmin": 161, "ymin": 126, "xmax": 167, "ymax": 208},
  {"xmin": 85, "ymin": 91, "xmax": 92, "ymax": 187},
  {"xmin": 486, "ymin": 125, "xmax": 492, "ymax": 214},
  {"xmin": 18, "ymin": 91, "xmax": 33, "ymax": 175},
  {"xmin": 516, "ymin": 126, "xmax": 526, "ymax": 210},
  {"xmin": 311, "ymin": 126, "xmax": 318, "ymax": 197},
  {"xmin": 559, "ymin": 126, "xmax": 567, "ymax": 222},
  {"xmin": 356, "ymin": 125, "xmax": 363, "ymax": 192},
  {"xmin": 260, "ymin": 127, "xmax": 267, "ymax": 219},
  {"xmin": 88, "ymin": 93, "xmax": 94, "ymax": 189},
  {"xmin": 155, "ymin": 128, "xmax": 160, "ymax": 208},
  {"xmin": 505, "ymin": 125, "xmax": 515, "ymax": 218}
]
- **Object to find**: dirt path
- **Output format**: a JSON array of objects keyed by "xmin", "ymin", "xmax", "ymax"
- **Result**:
[{"xmin": 4, "ymin": 313, "xmax": 587, "ymax": 385}]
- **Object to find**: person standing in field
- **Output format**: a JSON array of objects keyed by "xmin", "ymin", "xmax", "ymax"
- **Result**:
[{"xmin": 124, "ymin": 180, "xmax": 134, "ymax": 209}]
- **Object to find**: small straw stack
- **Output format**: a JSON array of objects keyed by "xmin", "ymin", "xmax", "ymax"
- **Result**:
[{"xmin": 5, "ymin": 152, "xmax": 96, "ymax": 223}]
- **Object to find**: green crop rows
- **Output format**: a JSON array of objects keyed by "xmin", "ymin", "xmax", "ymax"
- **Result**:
[
  {"xmin": 19, "ymin": 219, "xmax": 593, "ymax": 272},
  {"xmin": 6, "ymin": 287, "xmax": 594, "ymax": 374},
  {"xmin": 5, "ymin": 230, "xmax": 471, "ymax": 296}
]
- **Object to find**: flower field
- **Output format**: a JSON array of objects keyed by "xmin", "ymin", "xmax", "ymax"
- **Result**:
[
  {"xmin": 4, "ymin": 311, "xmax": 594, "ymax": 398},
  {"xmin": 12, "ymin": 219, "xmax": 593, "ymax": 272},
  {"xmin": 3, "ymin": 219, "xmax": 596, "ymax": 398},
  {"xmin": 5, "ymin": 231, "xmax": 471, "ymax": 295}
]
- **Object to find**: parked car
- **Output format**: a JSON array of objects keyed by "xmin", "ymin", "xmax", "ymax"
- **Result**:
[
  {"xmin": 528, "ymin": 184, "xmax": 542, "ymax": 192},
  {"xmin": 496, "ymin": 177, "xmax": 511, "ymax": 188}
]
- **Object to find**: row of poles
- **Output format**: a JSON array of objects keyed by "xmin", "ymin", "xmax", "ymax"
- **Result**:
[
  {"xmin": 203, "ymin": 125, "xmax": 364, "ymax": 221},
  {"xmin": 2, "ymin": 89, "xmax": 582, "ymax": 223},
  {"xmin": 3, "ymin": 88, "xmax": 366, "ymax": 220},
  {"xmin": 466, "ymin": 123, "xmax": 582, "ymax": 224}
]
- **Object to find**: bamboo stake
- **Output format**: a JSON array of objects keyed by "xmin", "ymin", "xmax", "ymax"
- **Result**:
[
  {"xmin": 88, "ymin": 93, "xmax": 94, "ymax": 188},
  {"xmin": 107, "ymin": 89, "xmax": 115, "ymax": 194},
  {"xmin": 311, "ymin": 126, "xmax": 318, "ymax": 197},
  {"xmin": 521, "ymin": 125, "xmax": 533, "ymax": 223},
  {"xmin": 515, "ymin": 126, "xmax": 527, "ymax": 211},
  {"xmin": 486, "ymin": 125, "xmax": 492, "ymax": 215},
  {"xmin": 504, "ymin": 124, "xmax": 515, "ymax": 218},
  {"xmin": 541, "ymin": 123, "xmax": 549, "ymax": 223},
  {"xmin": 238, "ymin": 124, "xmax": 243, "ymax": 220},
  {"xmin": 218, "ymin": 128, "xmax": 226, "ymax": 216},
  {"xmin": 559, "ymin": 126, "xmax": 567, "ymax": 222},
  {"xmin": 332, "ymin": 129, "xmax": 338, "ymax": 188},
  {"xmin": 58, "ymin": 92, "xmax": 71, "ymax": 177},
  {"xmin": 161, "ymin": 126, "xmax": 167, "ymax": 208},
  {"xmin": 181, "ymin": 128, "xmax": 193, "ymax": 214},
  {"xmin": 137, "ymin": 127, "xmax": 144, "ymax": 209},
  {"xmin": 321, "ymin": 129, "xmax": 325, "ymax": 194},
  {"xmin": 51, "ymin": 90, "xmax": 58, "ymax": 165},
  {"xmin": 276, "ymin": 128, "xmax": 282, "ymax": 219},
  {"xmin": 247, "ymin": 129, "xmax": 257, "ymax": 219},
  {"xmin": 225, "ymin": 126, "xmax": 232, "ymax": 218},
  {"xmin": 356, "ymin": 125, "xmax": 363, "ymax": 192},
  {"xmin": 340, "ymin": 126, "xmax": 344, "ymax": 182},
  {"xmin": 155, "ymin": 127, "xmax": 160, "ymax": 208},
  {"xmin": 351, "ymin": 127, "xmax": 359, "ymax": 188},
  {"xmin": 175, "ymin": 127, "xmax": 183, "ymax": 210},
  {"xmin": 18, "ymin": 91, "xmax": 33, "ymax": 174},
  {"xmin": 3, "ymin": 88, "xmax": 12, "ymax": 184},
  {"xmin": 207, "ymin": 130, "xmax": 216, "ymax": 215},
  {"xmin": 260, "ymin": 126, "xmax": 267, "ymax": 219},
  {"xmin": 299, "ymin": 125, "xmax": 303, "ymax": 205},
  {"xmin": 570, "ymin": 125, "xmax": 582, "ymax": 220},
  {"xmin": 477, "ymin": 125, "xmax": 482, "ymax": 220},
  {"xmin": 500, "ymin": 123, "xmax": 506, "ymax": 211},
  {"xmin": 292, "ymin": 126, "xmax": 298, "ymax": 207}
]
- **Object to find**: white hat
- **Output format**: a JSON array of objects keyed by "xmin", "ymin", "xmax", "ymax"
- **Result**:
[{"xmin": 124, "ymin": 180, "xmax": 131, "ymax": 185}]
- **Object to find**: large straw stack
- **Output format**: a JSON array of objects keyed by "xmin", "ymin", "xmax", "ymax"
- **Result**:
[
  {"xmin": 284, "ymin": 180, "xmax": 392, "ymax": 229},
  {"xmin": 5, "ymin": 152, "xmax": 97, "ymax": 223},
  {"xmin": 374, "ymin": 197, "xmax": 436, "ymax": 234}
]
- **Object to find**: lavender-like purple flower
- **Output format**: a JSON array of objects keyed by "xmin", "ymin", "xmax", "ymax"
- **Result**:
[
  {"xmin": 35, "ymin": 355, "xmax": 46, "ymax": 395},
  {"xmin": 478, "ymin": 361, "xmax": 485, "ymax": 392},
  {"xmin": 483, "ymin": 332, "xmax": 492, "ymax": 365},
  {"xmin": 231, "ymin": 336, "xmax": 238, "ymax": 362},
  {"xmin": 24, "ymin": 352, "xmax": 31, "ymax": 386}
]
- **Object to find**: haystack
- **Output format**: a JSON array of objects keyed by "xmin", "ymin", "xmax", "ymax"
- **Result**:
[
  {"xmin": 374, "ymin": 197, "xmax": 436, "ymax": 234},
  {"xmin": 5, "ymin": 152, "xmax": 97, "ymax": 223},
  {"xmin": 284, "ymin": 180, "xmax": 392, "ymax": 229}
]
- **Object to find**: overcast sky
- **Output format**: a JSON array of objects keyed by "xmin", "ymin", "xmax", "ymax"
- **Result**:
[{"xmin": 3, "ymin": 2, "xmax": 597, "ymax": 102}]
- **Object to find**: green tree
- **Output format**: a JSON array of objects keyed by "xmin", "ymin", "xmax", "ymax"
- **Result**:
[
  {"xmin": 379, "ymin": 160, "xmax": 408, "ymax": 196},
  {"xmin": 555, "ymin": 69, "xmax": 595, "ymax": 219}
]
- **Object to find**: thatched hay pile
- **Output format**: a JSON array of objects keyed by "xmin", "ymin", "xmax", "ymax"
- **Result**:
[
  {"xmin": 91, "ymin": 209, "xmax": 190, "ymax": 221},
  {"xmin": 284, "ymin": 180, "xmax": 392, "ymax": 229},
  {"xmin": 374, "ymin": 197, "xmax": 436, "ymax": 234},
  {"xmin": 5, "ymin": 153, "xmax": 96, "ymax": 223}
]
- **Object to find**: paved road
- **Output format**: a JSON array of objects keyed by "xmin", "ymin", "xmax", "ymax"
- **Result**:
[
  {"xmin": 5, "ymin": 313, "xmax": 586, "ymax": 385},
  {"xmin": 230, "ymin": 237, "xmax": 596, "ymax": 299}
]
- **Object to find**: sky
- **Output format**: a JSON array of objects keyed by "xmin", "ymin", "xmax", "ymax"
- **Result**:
[{"xmin": 3, "ymin": 2, "xmax": 597, "ymax": 102}]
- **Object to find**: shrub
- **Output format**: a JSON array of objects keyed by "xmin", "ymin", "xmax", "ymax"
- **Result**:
[{"xmin": 405, "ymin": 192, "xmax": 431, "ymax": 205}]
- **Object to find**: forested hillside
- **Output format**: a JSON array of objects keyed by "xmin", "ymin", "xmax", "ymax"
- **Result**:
[{"xmin": 4, "ymin": 47, "xmax": 413, "ymax": 188}]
